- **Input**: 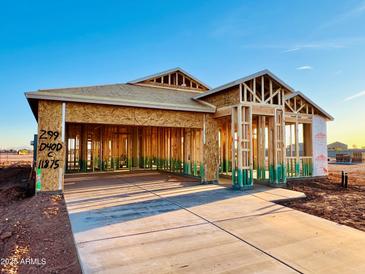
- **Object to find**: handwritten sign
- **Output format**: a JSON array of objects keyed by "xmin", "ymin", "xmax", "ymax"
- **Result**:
[{"xmin": 38, "ymin": 130, "xmax": 63, "ymax": 169}]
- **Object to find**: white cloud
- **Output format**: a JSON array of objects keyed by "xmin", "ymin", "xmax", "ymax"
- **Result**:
[
  {"xmin": 296, "ymin": 66, "xmax": 313, "ymax": 70},
  {"xmin": 244, "ymin": 38, "xmax": 361, "ymax": 53},
  {"xmin": 282, "ymin": 47, "xmax": 301, "ymax": 53},
  {"xmin": 344, "ymin": 90, "xmax": 365, "ymax": 101},
  {"xmin": 283, "ymin": 41, "xmax": 346, "ymax": 53}
]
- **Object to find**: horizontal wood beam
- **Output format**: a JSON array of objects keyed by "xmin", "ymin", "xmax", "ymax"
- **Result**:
[{"xmin": 214, "ymin": 107, "xmax": 232, "ymax": 118}]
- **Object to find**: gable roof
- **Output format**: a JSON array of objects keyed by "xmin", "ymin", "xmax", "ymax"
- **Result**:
[
  {"xmin": 25, "ymin": 68, "xmax": 333, "ymax": 122},
  {"xmin": 193, "ymin": 69, "xmax": 333, "ymax": 121},
  {"xmin": 285, "ymin": 91, "xmax": 334, "ymax": 121},
  {"xmin": 194, "ymin": 69, "xmax": 295, "ymax": 99},
  {"xmin": 25, "ymin": 83, "xmax": 215, "ymax": 119},
  {"xmin": 128, "ymin": 67, "xmax": 211, "ymax": 90}
]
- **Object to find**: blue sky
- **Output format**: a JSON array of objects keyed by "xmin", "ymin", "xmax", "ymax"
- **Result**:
[{"xmin": 1, "ymin": 0, "xmax": 365, "ymax": 149}]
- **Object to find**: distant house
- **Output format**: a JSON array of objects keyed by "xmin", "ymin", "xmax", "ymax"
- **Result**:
[
  {"xmin": 328, "ymin": 142, "xmax": 348, "ymax": 151},
  {"xmin": 18, "ymin": 149, "xmax": 31, "ymax": 155}
]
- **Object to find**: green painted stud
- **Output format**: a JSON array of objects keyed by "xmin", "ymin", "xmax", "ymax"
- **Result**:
[
  {"xmin": 295, "ymin": 162, "xmax": 300, "ymax": 177},
  {"xmin": 232, "ymin": 167, "xmax": 236, "ymax": 186},
  {"xmin": 243, "ymin": 169, "xmax": 247, "ymax": 185},
  {"xmin": 200, "ymin": 164, "xmax": 205, "ymax": 179},
  {"xmin": 237, "ymin": 169, "xmax": 243, "ymax": 188},
  {"xmin": 269, "ymin": 165, "xmax": 275, "ymax": 183},
  {"xmin": 249, "ymin": 168, "xmax": 253, "ymax": 185},
  {"xmin": 276, "ymin": 165, "xmax": 281, "ymax": 183}
]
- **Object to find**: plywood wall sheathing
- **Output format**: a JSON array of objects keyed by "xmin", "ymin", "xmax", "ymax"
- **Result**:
[
  {"xmin": 66, "ymin": 102, "xmax": 204, "ymax": 129},
  {"xmin": 37, "ymin": 100, "xmax": 65, "ymax": 191},
  {"xmin": 202, "ymin": 114, "xmax": 219, "ymax": 182},
  {"xmin": 202, "ymin": 86, "xmax": 240, "ymax": 108}
]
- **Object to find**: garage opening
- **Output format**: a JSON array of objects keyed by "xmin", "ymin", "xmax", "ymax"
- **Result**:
[{"xmin": 65, "ymin": 123, "xmax": 204, "ymax": 178}]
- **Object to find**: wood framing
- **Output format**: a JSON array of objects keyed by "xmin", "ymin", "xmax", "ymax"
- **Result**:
[
  {"xmin": 129, "ymin": 68, "xmax": 209, "ymax": 92},
  {"xmin": 27, "ymin": 68, "xmax": 333, "ymax": 192}
]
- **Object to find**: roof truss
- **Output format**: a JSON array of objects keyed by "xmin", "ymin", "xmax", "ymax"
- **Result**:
[
  {"xmin": 285, "ymin": 92, "xmax": 333, "ymax": 120},
  {"xmin": 194, "ymin": 69, "xmax": 294, "ymax": 99},
  {"xmin": 239, "ymin": 74, "xmax": 290, "ymax": 106},
  {"xmin": 285, "ymin": 95, "xmax": 314, "ymax": 115},
  {"xmin": 128, "ymin": 67, "xmax": 210, "ymax": 92}
]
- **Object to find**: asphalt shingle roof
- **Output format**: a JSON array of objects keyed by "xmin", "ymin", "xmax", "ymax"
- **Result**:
[{"xmin": 25, "ymin": 83, "xmax": 215, "ymax": 113}]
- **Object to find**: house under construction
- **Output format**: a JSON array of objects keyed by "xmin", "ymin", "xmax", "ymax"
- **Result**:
[{"xmin": 25, "ymin": 68, "xmax": 333, "ymax": 192}]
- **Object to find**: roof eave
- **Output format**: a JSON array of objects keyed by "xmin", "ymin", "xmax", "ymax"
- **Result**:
[
  {"xmin": 25, "ymin": 92, "xmax": 216, "ymax": 114},
  {"xmin": 25, "ymin": 92, "xmax": 39, "ymax": 120}
]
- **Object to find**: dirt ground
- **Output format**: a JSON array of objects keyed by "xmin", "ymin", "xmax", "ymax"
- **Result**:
[
  {"xmin": 278, "ymin": 163, "xmax": 365, "ymax": 232},
  {"xmin": 328, "ymin": 162, "xmax": 365, "ymax": 185},
  {"xmin": 0, "ymin": 154, "xmax": 32, "ymax": 168},
  {"xmin": 0, "ymin": 165, "xmax": 81, "ymax": 274}
]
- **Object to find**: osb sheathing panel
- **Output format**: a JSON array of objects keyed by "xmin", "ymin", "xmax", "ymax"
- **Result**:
[
  {"xmin": 203, "ymin": 114, "xmax": 220, "ymax": 182},
  {"xmin": 216, "ymin": 118, "xmax": 226, "ymax": 129},
  {"xmin": 202, "ymin": 86, "xmax": 240, "ymax": 108},
  {"xmin": 66, "ymin": 103, "xmax": 204, "ymax": 129},
  {"xmin": 37, "ymin": 100, "xmax": 65, "ymax": 191}
]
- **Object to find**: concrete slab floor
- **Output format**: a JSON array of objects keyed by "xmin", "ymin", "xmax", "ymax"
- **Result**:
[{"xmin": 64, "ymin": 171, "xmax": 365, "ymax": 274}]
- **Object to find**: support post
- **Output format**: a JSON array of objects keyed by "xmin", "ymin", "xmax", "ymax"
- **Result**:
[
  {"xmin": 225, "ymin": 118, "xmax": 230, "ymax": 175},
  {"xmin": 295, "ymin": 116, "xmax": 300, "ymax": 177},
  {"xmin": 237, "ymin": 106, "xmax": 243, "ymax": 189},
  {"xmin": 231, "ymin": 107, "xmax": 237, "ymax": 187}
]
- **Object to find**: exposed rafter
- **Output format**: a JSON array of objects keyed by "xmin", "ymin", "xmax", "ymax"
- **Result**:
[
  {"xmin": 128, "ymin": 67, "xmax": 210, "ymax": 92},
  {"xmin": 194, "ymin": 69, "xmax": 295, "ymax": 99},
  {"xmin": 284, "ymin": 92, "xmax": 333, "ymax": 120},
  {"xmin": 237, "ymin": 74, "xmax": 288, "ymax": 106}
]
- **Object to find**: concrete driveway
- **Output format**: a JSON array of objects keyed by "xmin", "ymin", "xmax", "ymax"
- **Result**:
[{"xmin": 64, "ymin": 171, "xmax": 365, "ymax": 274}]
